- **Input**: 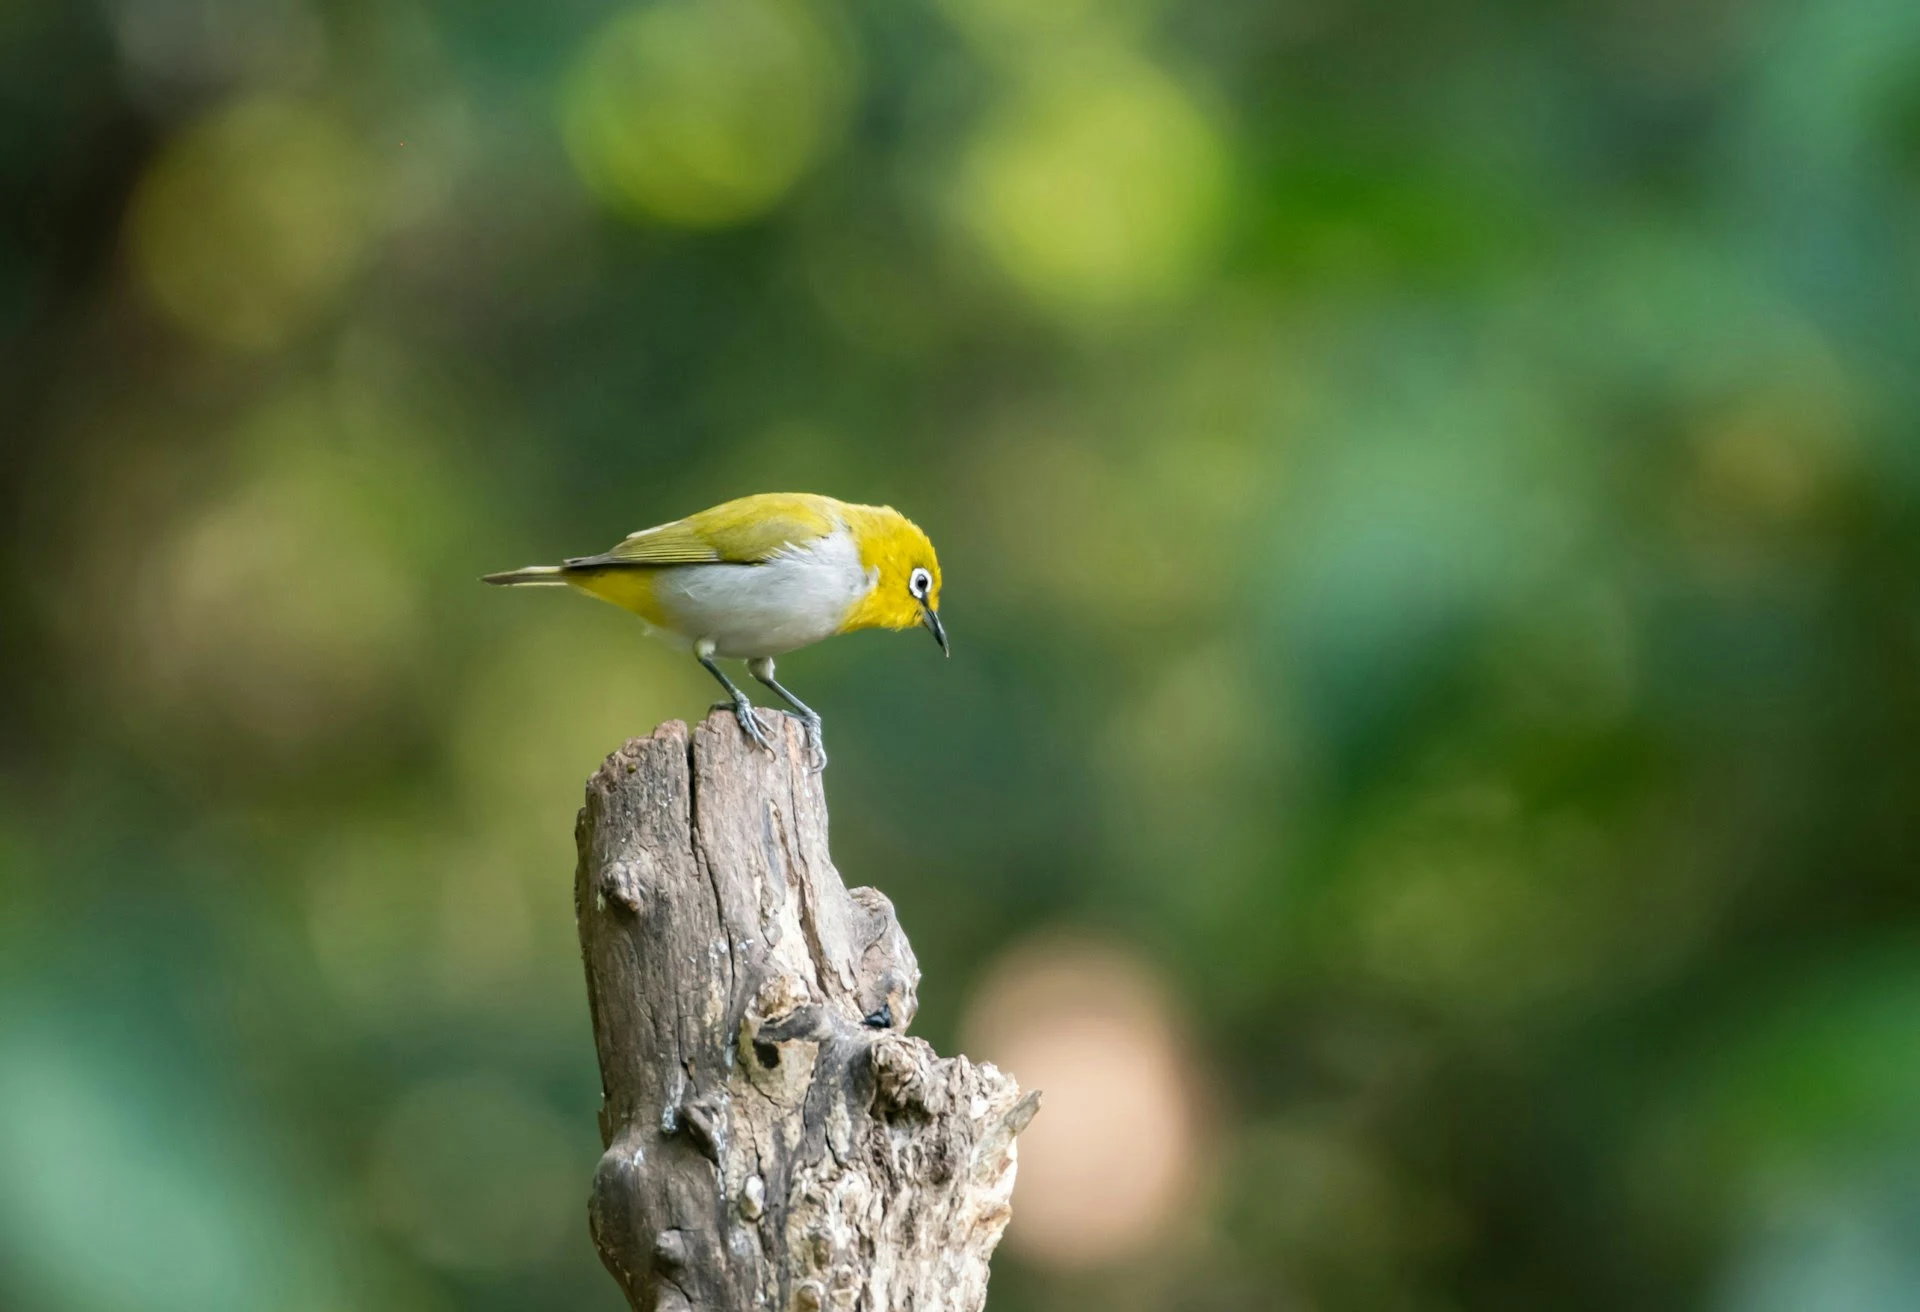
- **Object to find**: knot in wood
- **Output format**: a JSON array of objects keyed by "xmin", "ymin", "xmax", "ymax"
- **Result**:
[
  {"xmin": 598, "ymin": 857, "xmax": 650, "ymax": 914},
  {"xmin": 673, "ymin": 1094, "xmax": 726, "ymax": 1165},
  {"xmin": 752, "ymin": 971, "xmax": 812, "ymax": 1024},
  {"xmin": 738, "ymin": 1175, "xmax": 766, "ymax": 1221},
  {"xmin": 870, "ymin": 1036, "xmax": 947, "ymax": 1116},
  {"xmin": 652, "ymin": 1228, "xmax": 690, "ymax": 1272}
]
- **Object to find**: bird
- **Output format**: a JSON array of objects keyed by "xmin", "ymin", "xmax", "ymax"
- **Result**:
[{"xmin": 483, "ymin": 492, "xmax": 946, "ymax": 770}]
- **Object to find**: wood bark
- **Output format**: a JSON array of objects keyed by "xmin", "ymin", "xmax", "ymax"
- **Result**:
[{"xmin": 574, "ymin": 710, "xmax": 1037, "ymax": 1312}]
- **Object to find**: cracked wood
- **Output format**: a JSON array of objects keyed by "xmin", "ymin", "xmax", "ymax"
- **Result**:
[{"xmin": 575, "ymin": 710, "xmax": 1037, "ymax": 1311}]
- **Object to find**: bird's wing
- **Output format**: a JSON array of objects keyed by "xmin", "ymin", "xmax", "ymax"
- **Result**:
[{"xmin": 570, "ymin": 493, "xmax": 842, "ymax": 568}]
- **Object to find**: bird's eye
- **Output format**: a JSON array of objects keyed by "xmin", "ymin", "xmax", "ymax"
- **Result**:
[{"xmin": 909, "ymin": 567, "xmax": 931, "ymax": 599}]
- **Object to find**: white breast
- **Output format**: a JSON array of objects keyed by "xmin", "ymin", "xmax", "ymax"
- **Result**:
[{"xmin": 652, "ymin": 527, "xmax": 875, "ymax": 659}]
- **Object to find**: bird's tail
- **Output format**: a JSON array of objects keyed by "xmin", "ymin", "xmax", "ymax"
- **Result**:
[{"xmin": 482, "ymin": 564, "xmax": 570, "ymax": 586}]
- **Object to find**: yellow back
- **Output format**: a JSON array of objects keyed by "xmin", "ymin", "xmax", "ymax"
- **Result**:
[{"xmin": 589, "ymin": 492, "xmax": 842, "ymax": 565}]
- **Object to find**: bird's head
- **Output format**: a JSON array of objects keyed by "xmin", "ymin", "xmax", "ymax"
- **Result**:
[{"xmin": 841, "ymin": 505, "xmax": 946, "ymax": 654}]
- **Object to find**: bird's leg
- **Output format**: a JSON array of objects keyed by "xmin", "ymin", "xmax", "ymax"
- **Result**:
[
  {"xmin": 697, "ymin": 648, "xmax": 773, "ymax": 754},
  {"xmin": 748, "ymin": 657, "xmax": 827, "ymax": 771}
]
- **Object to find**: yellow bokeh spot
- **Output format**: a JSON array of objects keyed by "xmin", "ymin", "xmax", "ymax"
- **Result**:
[
  {"xmin": 959, "ymin": 52, "xmax": 1228, "ymax": 317},
  {"xmin": 562, "ymin": 0, "xmax": 851, "ymax": 228},
  {"xmin": 127, "ymin": 99, "xmax": 372, "ymax": 352}
]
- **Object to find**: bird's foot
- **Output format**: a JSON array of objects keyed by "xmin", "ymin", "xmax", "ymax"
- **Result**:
[
  {"xmin": 799, "ymin": 713, "xmax": 828, "ymax": 773},
  {"xmin": 713, "ymin": 699, "xmax": 775, "ymax": 754}
]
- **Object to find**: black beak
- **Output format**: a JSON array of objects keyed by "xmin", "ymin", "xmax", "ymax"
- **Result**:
[{"xmin": 921, "ymin": 605, "xmax": 948, "ymax": 657}]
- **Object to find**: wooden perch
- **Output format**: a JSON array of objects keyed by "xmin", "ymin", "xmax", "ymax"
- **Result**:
[{"xmin": 574, "ymin": 710, "xmax": 1038, "ymax": 1311}]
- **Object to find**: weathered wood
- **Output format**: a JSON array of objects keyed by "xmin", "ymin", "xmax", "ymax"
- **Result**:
[{"xmin": 575, "ymin": 710, "xmax": 1036, "ymax": 1311}]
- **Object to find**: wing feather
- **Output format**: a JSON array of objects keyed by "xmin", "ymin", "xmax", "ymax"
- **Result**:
[{"xmin": 568, "ymin": 493, "xmax": 842, "ymax": 569}]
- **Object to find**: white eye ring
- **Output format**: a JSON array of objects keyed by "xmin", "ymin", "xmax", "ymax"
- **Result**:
[{"xmin": 909, "ymin": 567, "xmax": 932, "ymax": 599}]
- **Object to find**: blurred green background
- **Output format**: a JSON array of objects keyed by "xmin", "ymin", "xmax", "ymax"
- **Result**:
[{"xmin": 5, "ymin": 0, "xmax": 1920, "ymax": 1308}]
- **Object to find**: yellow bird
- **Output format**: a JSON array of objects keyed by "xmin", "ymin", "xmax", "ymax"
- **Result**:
[{"xmin": 483, "ymin": 492, "xmax": 946, "ymax": 769}]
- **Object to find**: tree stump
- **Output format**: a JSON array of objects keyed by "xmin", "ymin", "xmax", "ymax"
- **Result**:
[{"xmin": 574, "ymin": 710, "xmax": 1038, "ymax": 1311}]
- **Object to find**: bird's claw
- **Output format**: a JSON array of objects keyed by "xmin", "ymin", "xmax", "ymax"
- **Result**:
[
  {"xmin": 714, "ymin": 699, "xmax": 775, "ymax": 754},
  {"xmin": 799, "ymin": 714, "xmax": 828, "ymax": 773}
]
